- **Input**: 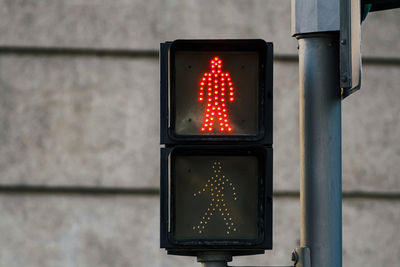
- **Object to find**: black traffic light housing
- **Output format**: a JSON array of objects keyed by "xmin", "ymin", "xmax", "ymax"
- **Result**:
[
  {"xmin": 160, "ymin": 40, "xmax": 273, "ymax": 145},
  {"xmin": 160, "ymin": 39, "xmax": 273, "ymax": 256},
  {"xmin": 160, "ymin": 146, "xmax": 272, "ymax": 256},
  {"xmin": 361, "ymin": 0, "xmax": 400, "ymax": 21}
]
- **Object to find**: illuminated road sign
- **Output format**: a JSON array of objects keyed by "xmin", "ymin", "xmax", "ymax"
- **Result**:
[
  {"xmin": 160, "ymin": 40, "xmax": 273, "ymax": 256},
  {"xmin": 198, "ymin": 56, "xmax": 235, "ymax": 133},
  {"xmin": 160, "ymin": 39, "xmax": 273, "ymax": 144}
]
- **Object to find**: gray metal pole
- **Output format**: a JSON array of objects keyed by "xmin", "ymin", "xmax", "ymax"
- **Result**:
[
  {"xmin": 297, "ymin": 32, "xmax": 342, "ymax": 267},
  {"xmin": 197, "ymin": 253, "xmax": 231, "ymax": 267}
]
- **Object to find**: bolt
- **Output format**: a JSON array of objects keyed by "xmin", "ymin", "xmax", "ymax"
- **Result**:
[{"xmin": 291, "ymin": 250, "xmax": 298, "ymax": 265}]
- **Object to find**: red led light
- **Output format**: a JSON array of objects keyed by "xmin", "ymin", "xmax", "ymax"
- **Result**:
[{"xmin": 198, "ymin": 57, "xmax": 234, "ymax": 134}]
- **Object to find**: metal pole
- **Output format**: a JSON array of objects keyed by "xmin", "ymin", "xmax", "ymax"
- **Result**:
[
  {"xmin": 197, "ymin": 253, "xmax": 231, "ymax": 267},
  {"xmin": 297, "ymin": 32, "xmax": 342, "ymax": 267}
]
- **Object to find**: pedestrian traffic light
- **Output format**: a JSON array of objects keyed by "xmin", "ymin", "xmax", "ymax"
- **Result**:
[
  {"xmin": 160, "ymin": 40, "xmax": 273, "ymax": 144},
  {"xmin": 160, "ymin": 146, "xmax": 272, "ymax": 255},
  {"xmin": 160, "ymin": 40, "xmax": 273, "ymax": 256}
]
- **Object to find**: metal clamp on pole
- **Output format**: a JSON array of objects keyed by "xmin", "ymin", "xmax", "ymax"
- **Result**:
[{"xmin": 291, "ymin": 247, "xmax": 311, "ymax": 267}]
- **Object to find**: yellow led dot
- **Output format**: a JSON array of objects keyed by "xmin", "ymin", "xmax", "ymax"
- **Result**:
[
  {"xmin": 221, "ymin": 187, "xmax": 224, "ymax": 190},
  {"xmin": 226, "ymin": 223, "xmax": 229, "ymax": 225},
  {"xmin": 231, "ymin": 223, "xmax": 234, "ymax": 225},
  {"xmin": 222, "ymin": 213, "xmax": 224, "ymax": 215},
  {"xmin": 229, "ymin": 218, "xmax": 232, "ymax": 221},
  {"xmin": 221, "ymin": 194, "xmax": 224, "ymax": 197},
  {"xmin": 202, "ymin": 226, "xmax": 205, "ymax": 229},
  {"xmin": 227, "ymin": 213, "xmax": 229, "ymax": 216},
  {"xmin": 213, "ymin": 208, "xmax": 215, "ymax": 211},
  {"xmin": 219, "ymin": 208, "xmax": 222, "ymax": 211},
  {"xmin": 227, "ymin": 231, "xmax": 230, "ymax": 234},
  {"xmin": 207, "ymin": 208, "xmax": 210, "ymax": 211},
  {"xmin": 204, "ymin": 222, "xmax": 207, "ymax": 224},
  {"xmin": 232, "ymin": 187, "xmax": 236, "ymax": 190},
  {"xmin": 200, "ymin": 221, "xmax": 203, "ymax": 224},
  {"xmin": 224, "ymin": 218, "xmax": 226, "ymax": 220},
  {"xmin": 216, "ymin": 174, "xmax": 218, "ymax": 177},
  {"xmin": 205, "ymin": 212, "xmax": 208, "ymax": 215},
  {"xmin": 233, "ymin": 192, "xmax": 236, "ymax": 195},
  {"xmin": 230, "ymin": 183, "xmax": 232, "ymax": 186},
  {"xmin": 234, "ymin": 197, "xmax": 237, "ymax": 200},
  {"xmin": 211, "ymin": 193, "xmax": 214, "ymax": 196},
  {"xmin": 194, "ymin": 194, "xmax": 196, "ymax": 196},
  {"xmin": 202, "ymin": 217, "xmax": 205, "ymax": 219},
  {"xmin": 193, "ymin": 226, "xmax": 196, "ymax": 230},
  {"xmin": 225, "ymin": 208, "xmax": 228, "ymax": 211},
  {"xmin": 212, "ymin": 199, "xmax": 214, "ymax": 201},
  {"xmin": 208, "ymin": 217, "xmax": 210, "ymax": 220},
  {"xmin": 216, "ymin": 204, "xmax": 219, "ymax": 207},
  {"xmin": 198, "ymin": 191, "xmax": 201, "ymax": 194},
  {"xmin": 214, "ymin": 170, "xmax": 217, "ymax": 173},
  {"xmin": 223, "ymin": 175, "xmax": 225, "ymax": 178},
  {"xmin": 205, "ymin": 184, "xmax": 208, "ymax": 187},
  {"xmin": 223, "ymin": 204, "xmax": 226, "ymax": 206},
  {"xmin": 203, "ymin": 189, "xmax": 205, "ymax": 192},
  {"xmin": 198, "ymin": 226, "xmax": 200, "ymax": 229},
  {"xmin": 211, "ymin": 189, "xmax": 213, "ymax": 192},
  {"xmin": 210, "ymin": 212, "xmax": 213, "ymax": 215},
  {"xmin": 199, "ymin": 230, "xmax": 202, "ymax": 233},
  {"xmin": 233, "ymin": 228, "xmax": 236, "ymax": 231}
]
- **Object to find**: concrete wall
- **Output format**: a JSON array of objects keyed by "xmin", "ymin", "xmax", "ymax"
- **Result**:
[{"xmin": 0, "ymin": 1, "xmax": 399, "ymax": 266}]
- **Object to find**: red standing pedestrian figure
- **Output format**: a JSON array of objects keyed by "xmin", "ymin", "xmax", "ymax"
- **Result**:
[{"xmin": 198, "ymin": 57, "xmax": 235, "ymax": 133}]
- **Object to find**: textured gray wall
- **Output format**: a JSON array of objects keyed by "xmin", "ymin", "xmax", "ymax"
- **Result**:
[{"xmin": 0, "ymin": 1, "xmax": 399, "ymax": 267}]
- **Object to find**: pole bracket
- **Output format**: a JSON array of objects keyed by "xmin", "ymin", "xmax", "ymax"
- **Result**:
[{"xmin": 291, "ymin": 247, "xmax": 311, "ymax": 267}]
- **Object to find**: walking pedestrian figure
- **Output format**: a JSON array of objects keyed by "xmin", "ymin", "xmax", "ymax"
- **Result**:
[
  {"xmin": 198, "ymin": 57, "xmax": 235, "ymax": 133},
  {"xmin": 192, "ymin": 161, "xmax": 238, "ymax": 235}
]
